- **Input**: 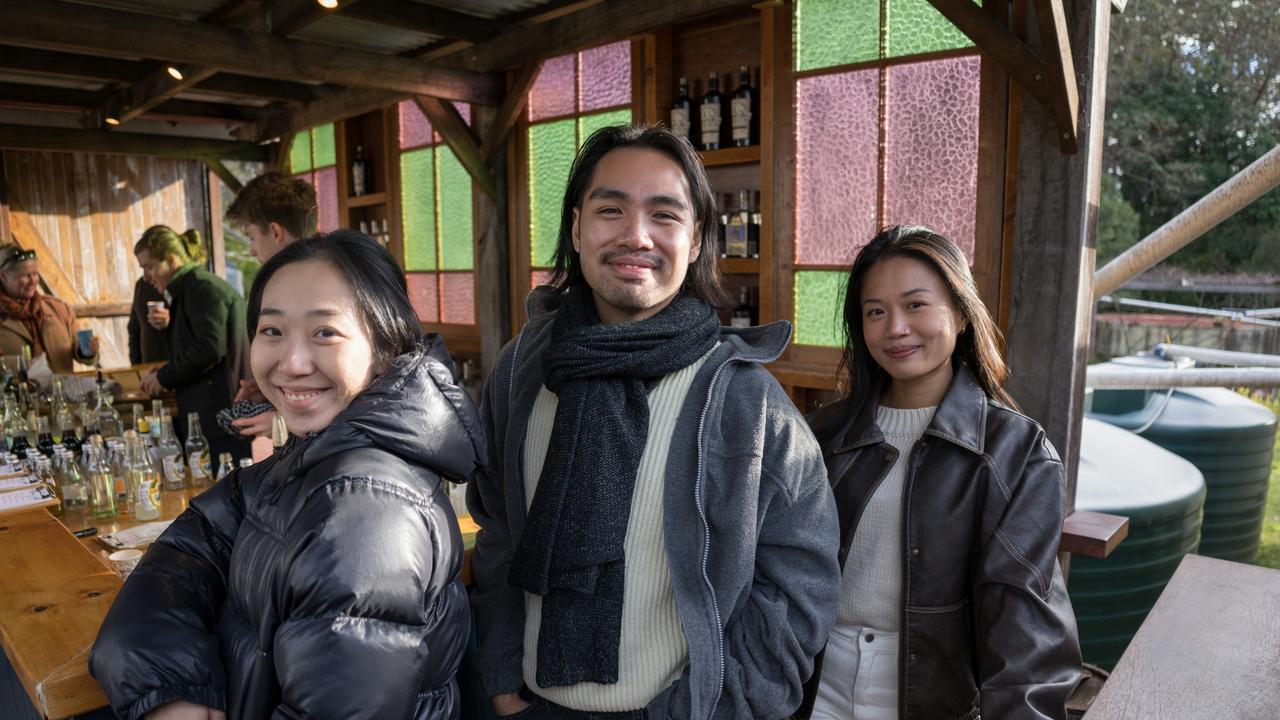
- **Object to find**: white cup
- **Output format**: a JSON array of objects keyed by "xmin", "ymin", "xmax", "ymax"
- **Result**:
[{"xmin": 108, "ymin": 549, "xmax": 143, "ymax": 578}]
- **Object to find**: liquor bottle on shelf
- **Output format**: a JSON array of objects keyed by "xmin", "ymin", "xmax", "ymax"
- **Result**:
[
  {"xmin": 731, "ymin": 287, "xmax": 754, "ymax": 328},
  {"xmin": 185, "ymin": 411, "xmax": 211, "ymax": 488},
  {"xmin": 351, "ymin": 145, "xmax": 368, "ymax": 197},
  {"xmin": 724, "ymin": 191, "xmax": 750, "ymax": 258},
  {"xmin": 670, "ymin": 76, "xmax": 698, "ymax": 147},
  {"xmin": 699, "ymin": 71, "xmax": 727, "ymax": 151},
  {"xmin": 718, "ymin": 194, "xmax": 731, "ymax": 258},
  {"xmin": 748, "ymin": 190, "xmax": 761, "ymax": 259},
  {"xmin": 730, "ymin": 66, "xmax": 756, "ymax": 147}
]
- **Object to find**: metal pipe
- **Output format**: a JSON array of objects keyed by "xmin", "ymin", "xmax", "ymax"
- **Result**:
[
  {"xmin": 1154, "ymin": 343, "xmax": 1280, "ymax": 368},
  {"xmin": 1086, "ymin": 365, "xmax": 1280, "ymax": 389},
  {"xmin": 1093, "ymin": 145, "xmax": 1280, "ymax": 299},
  {"xmin": 1097, "ymin": 294, "xmax": 1280, "ymax": 328}
]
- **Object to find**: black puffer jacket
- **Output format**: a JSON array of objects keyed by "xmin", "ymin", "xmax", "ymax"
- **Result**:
[
  {"xmin": 798, "ymin": 364, "xmax": 1081, "ymax": 720},
  {"xmin": 90, "ymin": 336, "xmax": 486, "ymax": 720}
]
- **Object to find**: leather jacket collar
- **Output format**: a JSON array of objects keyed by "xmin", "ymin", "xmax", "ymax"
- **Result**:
[{"xmin": 829, "ymin": 362, "xmax": 988, "ymax": 456}]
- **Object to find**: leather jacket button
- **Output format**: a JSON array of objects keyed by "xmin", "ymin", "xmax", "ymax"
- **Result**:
[{"xmin": 911, "ymin": 547, "xmax": 921, "ymax": 557}]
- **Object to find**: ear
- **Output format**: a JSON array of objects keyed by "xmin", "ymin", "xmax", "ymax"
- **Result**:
[
  {"xmin": 268, "ymin": 222, "xmax": 287, "ymax": 243},
  {"xmin": 571, "ymin": 208, "xmax": 581, "ymax": 253},
  {"xmin": 688, "ymin": 224, "xmax": 702, "ymax": 264}
]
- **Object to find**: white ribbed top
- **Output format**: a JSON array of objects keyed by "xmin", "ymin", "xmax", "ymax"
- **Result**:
[
  {"xmin": 520, "ymin": 350, "xmax": 712, "ymax": 711},
  {"xmin": 836, "ymin": 404, "xmax": 936, "ymax": 630}
]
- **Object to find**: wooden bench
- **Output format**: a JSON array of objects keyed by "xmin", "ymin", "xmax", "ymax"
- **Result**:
[{"xmin": 1061, "ymin": 510, "xmax": 1130, "ymax": 559}]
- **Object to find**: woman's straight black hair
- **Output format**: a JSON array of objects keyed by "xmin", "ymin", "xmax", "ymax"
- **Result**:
[{"xmin": 247, "ymin": 230, "xmax": 422, "ymax": 367}]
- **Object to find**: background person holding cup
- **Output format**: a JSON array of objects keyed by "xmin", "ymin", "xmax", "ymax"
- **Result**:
[{"xmin": 0, "ymin": 243, "xmax": 99, "ymax": 372}]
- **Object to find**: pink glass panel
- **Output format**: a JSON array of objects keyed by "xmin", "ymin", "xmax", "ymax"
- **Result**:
[
  {"xmin": 313, "ymin": 167, "xmax": 338, "ymax": 233},
  {"xmin": 435, "ymin": 102, "xmax": 473, "ymax": 144},
  {"xmin": 794, "ymin": 69, "xmax": 880, "ymax": 266},
  {"xmin": 884, "ymin": 56, "xmax": 981, "ymax": 260},
  {"xmin": 406, "ymin": 273, "xmax": 439, "ymax": 323},
  {"xmin": 399, "ymin": 99, "xmax": 434, "ymax": 150},
  {"xmin": 579, "ymin": 41, "xmax": 631, "ymax": 113},
  {"xmin": 531, "ymin": 269, "xmax": 553, "ymax": 289},
  {"xmin": 440, "ymin": 272, "xmax": 475, "ymax": 325},
  {"xmin": 528, "ymin": 53, "xmax": 577, "ymax": 121}
]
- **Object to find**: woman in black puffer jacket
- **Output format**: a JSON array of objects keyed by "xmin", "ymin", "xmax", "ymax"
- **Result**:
[{"xmin": 90, "ymin": 231, "xmax": 486, "ymax": 720}]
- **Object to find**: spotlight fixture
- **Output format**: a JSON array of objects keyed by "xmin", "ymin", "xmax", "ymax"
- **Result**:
[
  {"xmin": 104, "ymin": 116, "xmax": 121, "ymax": 126},
  {"xmin": 166, "ymin": 66, "xmax": 184, "ymax": 80},
  {"xmin": 315, "ymin": 0, "xmax": 338, "ymax": 8}
]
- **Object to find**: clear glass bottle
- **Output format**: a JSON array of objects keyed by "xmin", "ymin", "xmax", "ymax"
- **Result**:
[
  {"xmin": 85, "ymin": 442, "xmax": 117, "ymax": 519},
  {"xmin": 36, "ymin": 415, "xmax": 56, "ymax": 458},
  {"xmin": 157, "ymin": 408, "xmax": 186, "ymax": 490},
  {"xmin": 185, "ymin": 412, "xmax": 211, "ymax": 488},
  {"xmin": 216, "ymin": 452, "xmax": 235, "ymax": 482},
  {"xmin": 238, "ymin": 457, "xmax": 254, "ymax": 470},
  {"xmin": 126, "ymin": 430, "xmax": 161, "ymax": 521},
  {"xmin": 92, "ymin": 372, "xmax": 122, "ymax": 440},
  {"xmin": 36, "ymin": 457, "xmax": 62, "ymax": 517}
]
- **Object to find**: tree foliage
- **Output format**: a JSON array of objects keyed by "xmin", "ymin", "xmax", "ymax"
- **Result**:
[{"xmin": 1100, "ymin": 0, "xmax": 1280, "ymax": 271}]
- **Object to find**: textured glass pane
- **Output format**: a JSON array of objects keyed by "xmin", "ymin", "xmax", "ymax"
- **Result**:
[
  {"xmin": 437, "ymin": 146, "xmax": 474, "ymax": 271},
  {"xmin": 529, "ymin": 53, "xmax": 577, "ymax": 121},
  {"xmin": 312, "ymin": 123, "xmax": 336, "ymax": 168},
  {"xmin": 579, "ymin": 41, "xmax": 631, "ymax": 112},
  {"xmin": 289, "ymin": 131, "xmax": 312, "ymax": 173},
  {"xmin": 794, "ymin": 0, "xmax": 879, "ymax": 72},
  {"xmin": 794, "ymin": 270, "xmax": 848, "ymax": 348},
  {"xmin": 795, "ymin": 69, "xmax": 879, "ymax": 266},
  {"xmin": 884, "ymin": 56, "xmax": 980, "ymax": 258},
  {"xmin": 532, "ymin": 269, "xmax": 553, "ymax": 287},
  {"xmin": 528, "ymin": 118, "xmax": 576, "ymax": 268},
  {"xmin": 441, "ymin": 272, "xmax": 475, "ymax": 325},
  {"xmin": 577, "ymin": 108, "xmax": 633, "ymax": 146},
  {"xmin": 400, "ymin": 148, "xmax": 437, "ymax": 271},
  {"xmin": 405, "ymin": 273, "xmax": 439, "ymax": 323},
  {"xmin": 886, "ymin": 0, "xmax": 977, "ymax": 58},
  {"xmin": 314, "ymin": 167, "xmax": 338, "ymax": 233},
  {"xmin": 399, "ymin": 99, "xmax": 434, "ymax": 150}
]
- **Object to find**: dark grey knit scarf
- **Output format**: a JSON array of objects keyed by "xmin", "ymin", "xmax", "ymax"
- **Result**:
[{"xmin": 509, "ymin": 286, "xmax": 720, "ymax": 688}]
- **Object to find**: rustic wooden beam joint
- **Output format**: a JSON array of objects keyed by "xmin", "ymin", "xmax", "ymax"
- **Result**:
[
  {"xmin": 1032, "ymin": 0, "xmax": 1081, "ymax": 153},
  {"xmin": 202, "ymin": 158, "xmax": 245, "ymax": 194},
  {"xmin": 480, "ymin": 60, "xmax": 543, "ymax": 165},
  {"xmin": 415, "ymin": 95, "xmax": 498, "ymax": 202}
]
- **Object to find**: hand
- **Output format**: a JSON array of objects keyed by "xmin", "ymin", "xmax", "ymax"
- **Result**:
[
  {"xmin": 233, "ymin": 378, "xmax": 266, "ymax": 404},
  {"xmin": 231, "ymin": 410, "xmax": 275, "ymax": 438},
  {"xmin": 145, "ymin": 700, "xmax": 226, "ymax": 719},
  {"xmin": 147, "ymin": 305, "xmax": 171, "ymax": 330},
  {"xmin": 141, "ymin": 368, "xmax": 165, "ymax": 396},
  {"xmin": 492, "ymin": 692, "xmax": 531, "ymax": 717}
]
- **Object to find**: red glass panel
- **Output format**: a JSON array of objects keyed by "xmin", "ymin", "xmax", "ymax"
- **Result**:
[
  {"xmin": 440, "ymin": 272, "xmax": 475, "ymax": 325},
  {"xmin": 405, "ymin": 273, "xmax": 439, "ymax": 323},
  {"xmin": 579, "ymin": 41, "xmax": 631, "ymax": 112},
  {"xmin": 528, "ymin": 53, "xmax": 577, "ymax": 121}
]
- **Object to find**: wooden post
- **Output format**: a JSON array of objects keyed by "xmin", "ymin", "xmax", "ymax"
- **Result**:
[
  {"xmin": 1003, "ymin": 0, "xmax": 1112, "ymax": 512},
  {"xmin": 472, "ymin": 104, "xmax": 512, "ymax": 379},
  {"xmin": 207, "ymin": 165, "xmax": 226, "ymax": 278}
]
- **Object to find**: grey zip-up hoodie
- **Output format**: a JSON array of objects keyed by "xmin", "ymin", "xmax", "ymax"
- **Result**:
[{"xmin": 468, "ymin": 288, "xmax": 841, "ymax": 720}]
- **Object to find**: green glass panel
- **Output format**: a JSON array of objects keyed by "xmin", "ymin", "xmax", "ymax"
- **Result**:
[
  {"xmin": 289, "ymin": 131, "xmax": 312, "ymax": 173},
  {"xmin": 400, "ymin": 148, "xmax": 437, "ymax": 271},
  {"xmin": 528, "ymin": 118, "xmax": 576, "ymax": 268},
  {"xmin": 312, "ymin": 123, "xmax": 336, "ymax": 167},
  {"xmin": 576, "ymin": 108, "xmax": 633, "ymax": 147},
  {"xmin": 794, "ymin": 270, "xmax": 848, "ymax": 347},
  {"xmin": 794, "ymin": 0, "xmax": 879, "ymax": 72},
  {"xmin": 886, "ymin": 0, "xmax": 976, "ymax": 58},
  {"xmin": 436, "ymin": 146, "xmax": 474, "ymax": 271}
]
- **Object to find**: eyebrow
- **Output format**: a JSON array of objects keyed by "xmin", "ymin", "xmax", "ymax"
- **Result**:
[
  {"xmin": 257, "ymin": 307, "xmax": 343, "ymax": 318},
  {"xmin": 861, "ymin": 288, "xmax": 934, "ymax": 305},
  {"xmin": 588, "ymin": 187, "xmax": 690, "ymax": 211}
]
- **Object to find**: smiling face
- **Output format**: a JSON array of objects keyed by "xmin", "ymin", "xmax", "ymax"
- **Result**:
[
  {"xmin": 860, "ymin": 254, "xmax": 967, "ymax": 408},
  {"xmin": 251, "ymin": 259, "xmax": 378, "ymax": 435},
  {"xmin": 1, "ymin": 258, "xmax": 41, "ymax": 299},
  {"xmin": 571, "ymin": 147, "xmax": 701, "ymax": 324}
]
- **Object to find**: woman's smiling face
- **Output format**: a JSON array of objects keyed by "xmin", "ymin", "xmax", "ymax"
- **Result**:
[{"xmin": 251, "ymin": 259, "xmax": 377, "ymax": 435}]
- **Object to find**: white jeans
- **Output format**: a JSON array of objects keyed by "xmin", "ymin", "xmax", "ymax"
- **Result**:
[{"xmin": 810, "ymin": 624, "xmax": 899, "ymax": 720}]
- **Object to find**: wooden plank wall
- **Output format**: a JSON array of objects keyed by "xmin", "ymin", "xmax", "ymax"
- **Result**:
[{"xmin": 1, "ymin": 150, "xmax": 206, "ymax": 369}]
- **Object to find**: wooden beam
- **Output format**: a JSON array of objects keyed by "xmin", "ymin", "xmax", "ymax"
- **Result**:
[
  {"xmin": 1033, "ymin": 0, "xmax": 1080, "ymax": 153},
  {"xmin": 194, "ymin": 74, "xmax": 322, "ymax": 104},
  {"xmin": 480, "ymin": 60, "xmax": 543, "ymax": 165},
  {"xmin": 268, "ymin": 0, "xmax": 360, "ymax": 36},
  {"xmin": 71, "ymin": 302, "xmax": 132, "ymax": 318},
  {"xmin": 414, "ymin": 95, "xmax": 498, "ymax": 202},
  {"xmin": 343, "ymin": 0, "xmax": 508, "ymax": 42},
  {"xmin": 0, "ymin": 46, "xmax": 142, "ymax": 83},
  {"xmin": 0, "ymin": 124, "xmax": 267, "ymax": 161},
  {"xmin": 5, "ymin": 204, "xmax": 86, "ymax": 304},
  {"xmin": 203, "ymin": 158, "xmax": 245, "ymax": 194},
  {"xmin": 245, "ymin": 85, "xmax": 405, "ymax": 142},
  {"xmin": 0, "ymin": 83, "xmax": 262, "ymax": 124},
  {"xmin": 0, "ymin": 0, "xmax": 503, "ymax": 106},
  {"xmin": 471, "ymin": 105, "xmax": 512, "ymax": 378},
  {"xmin": 98, "ymin": 64, "xmax": 222, "ymax": 127}
]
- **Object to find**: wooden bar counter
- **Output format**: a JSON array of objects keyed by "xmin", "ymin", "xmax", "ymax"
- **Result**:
[{"xmin": 1, "ymin": 485, "xmax": 478, "ymax": 719}]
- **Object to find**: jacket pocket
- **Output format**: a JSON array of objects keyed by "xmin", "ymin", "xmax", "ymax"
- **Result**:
[{"xmin": 903, "ymin": 602, "xmax": 979, "ymax": 718}]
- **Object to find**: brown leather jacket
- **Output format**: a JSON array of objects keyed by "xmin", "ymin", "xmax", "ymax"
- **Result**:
[
  {"xmin": 0, "ymin": 292, "xmax": 88, "ymax": 373},
  {"xmin": 799, "ymin": 364, "xmax": 1081, "ymax": 720}
]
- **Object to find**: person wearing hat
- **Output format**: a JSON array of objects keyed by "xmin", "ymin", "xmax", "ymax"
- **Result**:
[{"xmin": 0, "ymin": 243, "xmax": 99, "ymax": 372}]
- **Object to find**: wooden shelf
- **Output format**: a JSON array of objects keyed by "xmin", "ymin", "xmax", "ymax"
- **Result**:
[
  {"xmin": 699, "ymin": 145, "xmax": 760, "ymax": 166},
  {"xmin": 344, "ymin": 191, "xmax": 387, "ymax": 208},
  {"xmin": 719, "ymin": 257, "xmax": 759, "ymax": 274}
]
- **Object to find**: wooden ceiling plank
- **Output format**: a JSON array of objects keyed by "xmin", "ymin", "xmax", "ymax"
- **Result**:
[
  {"xmin": 110, "ymin": 65, "xmax": 222, "ymax": 125},
  {"xmin": 415, "ymin": 95, "xmax": 498, "ymax": 202},
  {"xmin": 344, "ymin": 0, "xmax": 508, "ymax": 43},
  {"xmin": 0, "ymin": 83, "xmax": 263, "ymax": 124},
  {"xmin": 1032, "ymin": 0, "xmax": 1080, "ymax": 153},
  {"xmin": 480, "ymin": 60, "xmax": 543, "ymax": 165},
  {"xmin": 193, "ymin": 74, "xmax": 321, "ymax": 103},
  {"xmin": 0, "ymin": 124, "xmax": 267, "ymax": 161},
  {"xmin": 0, "ymin": 47, "xmax": 141, "ymax": 83},
  {"xmin": 0, "ymin": 0, "xmax": 502, "ymax": 105}
]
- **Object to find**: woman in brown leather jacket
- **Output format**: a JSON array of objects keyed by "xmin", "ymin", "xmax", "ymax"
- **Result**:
[{"xmin": 802, "ymin": 225, "xmax": 1081, "ymax": 720}]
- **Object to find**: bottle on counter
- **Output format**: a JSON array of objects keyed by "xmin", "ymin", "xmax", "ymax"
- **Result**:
[
  {"xmin": 216, "ymin": 452, "xmax": 235, "ymax": 482},
  {"xmin": 157, "ymin": 409, "xmax": 186, "ymax": 491},
  {"xmin": 127, "ymin": 430, "xmax": 161, "ymax": 521},
  {"xmin": 85, "ymin": 440, "xmax": 117, "ymax": 519},
  {"xmin": 92, "ymin": 372, "xmax": 122, "ymax": 441},
  {"xmin": 185, "ymin": 412, "xmax": 211, "ymax": 488},
  {"xmin": 35, "ymin": 416, "xmax": 55, "ymax": 459},
  {"xmin": 60, "ymin": 451, "xmax": 89, "ymax": 513}
]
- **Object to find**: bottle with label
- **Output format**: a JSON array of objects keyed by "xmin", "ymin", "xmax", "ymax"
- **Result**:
[
  {"xmin": 85, "ymin": 441, "xmax": 117, "ymax": 519},
  {"xmin": 748, "ymin": 190, "xmax": 761, "ymax": 259},
  {"xmin": 731, "ymin": 286, "xmax": 754, "ymax": 328},
  {"xmin": 157, "ymin": 409, "xmax": 186, "ymax": 491},
  {"xmin": 92, "ymin": 372, "xmax": 122, "ymax": 440},
  {"xmin": 185, "ymin": 412, "xmax": 211, "ymax": 488},
  {"xmin": 699, "ymin": 71, "xmax": 727, "ymax": 151},
  {"xmin": 670, "ymin": 76, "xmax": 698, "ymax": 147},
  {"xmin": 60, "ymin": 412, "xmax": 81, "ymax": 460},
  {"xmin": 724, "ymin": 192, "xmax": 750, "ymax": 258},
  {"xmin": 216, "ymin": 452, "xmax": 235, "ymax": 482},
  {"xmin": 36, "ymin": 458, "xmax": 61, "ymax": 517},
  {"xmin": 718, "ymin": 194, "xmax": 731, "ymax": 258},
  {"xmin": 239, "ymin": 457, "xmax": 254, "ymax": 470},
  {"xmin": 36, "ymin": 416, "xmax": 55, "ymax": 458},
  {"xmin": 126, "ymin": 430, "xmax": 161, "ymax": 521},
  {"xmin": 351, "ymin": 145, "xmax": 367, "ymax": 197},
  {"xmin": 730, "ymin": 66, "xmax": 756, "ymax": 147},
  {"xmin": 60, "ymin": 451, "xmax": 89, "ymax": 512}
]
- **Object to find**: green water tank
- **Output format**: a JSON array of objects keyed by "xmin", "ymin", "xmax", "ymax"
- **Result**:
[
  {"xmin": 1069, "ymin": 417, "xmax": 1205, "ymax": 670},
  {"xmin": 1089, "ymin": 363, "xmax": 1276, "ymax": 562}
]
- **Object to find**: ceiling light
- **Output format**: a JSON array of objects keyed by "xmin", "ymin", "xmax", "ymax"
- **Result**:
[
  {"xmin": 315, "ymin": 0, "xmax": 338, "ymax": 8},
  {"xmin": 166, "ymin": 66, "xmax": 184, "ymax": 80},
  {"xmin": 104, "ymin": 116, "xmax": 121, "ymax": 126}
]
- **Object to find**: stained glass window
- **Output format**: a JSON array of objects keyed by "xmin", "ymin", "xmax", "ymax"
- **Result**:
[
  {"xmin": 791, "ymin": 0, "xmax": 980, "ymax": 348},
  {"xmin": 397, "ymin": 100, "xmax": 476, "ymax": 325},
  {"xmin": 289, "ymin": 124, "xmax": 338, "ymax": 232},
  {"xmin": 525, "ymin": 42, "xmax": 634, "ymax": 282}
]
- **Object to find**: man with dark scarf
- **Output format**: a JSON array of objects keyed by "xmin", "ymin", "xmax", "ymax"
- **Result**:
[
  {"xmin": 470, "ymin": 125, "xmax": 840, "ymax": 720},
  {"xmin": 0, "ymin": 243, "xmax": 99, "ymax": 372}
]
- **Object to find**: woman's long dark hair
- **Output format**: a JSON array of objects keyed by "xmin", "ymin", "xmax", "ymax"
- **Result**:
[
  {"xmin": 841, "ymin": 225, "xmax": 1017, "ymax": 408},
  {"xmin": 247, "ymin": 230, "xmax": 422, "ymax": 368}
]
